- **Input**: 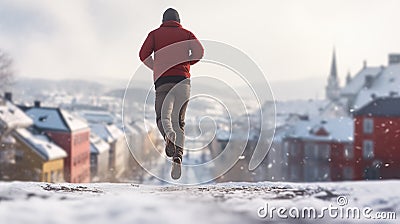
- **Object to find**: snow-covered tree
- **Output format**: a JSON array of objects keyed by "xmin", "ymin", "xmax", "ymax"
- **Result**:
[{"xmin": 0, "ymin": 49, "xmax": 14, "ymax": 91}]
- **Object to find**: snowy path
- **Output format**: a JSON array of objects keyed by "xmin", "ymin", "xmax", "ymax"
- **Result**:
[{"xmin": 0, "ymin": 181, "xmax": 399, "ymax": 224}]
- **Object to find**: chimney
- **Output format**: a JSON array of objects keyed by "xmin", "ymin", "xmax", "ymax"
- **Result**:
[
  {"xmin": 34, "ymin": 100, "xmax": 41, "ymax": 107},
  {"xmin": 388, "ymin": 54, "xmax": 400, "ymax": 65},
  {"xmin": 4, "ymin": 92, "xmax": 12, "ymax": 102},
  {"xmin": 363, "ymin": 60, "xmax": 367, "ymax": 68}
]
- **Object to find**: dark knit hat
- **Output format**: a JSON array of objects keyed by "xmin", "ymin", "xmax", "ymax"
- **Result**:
[{"xmin": 162, "ymin": 8, "xmax": 180, "ymax": 23}]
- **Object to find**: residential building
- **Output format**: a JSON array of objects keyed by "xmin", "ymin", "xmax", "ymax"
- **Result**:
[
  {"xmin": 282, "ymin": 117, "xmax": 354, "ymax": 182},
  {"xmin": 21, "ymin": 105, "xmax": 91, "ymax": 183},
  {"xmin": 353, "ymin": 97, "xmax": 400, "ymax": 180},
  {"xmin": 11, "ymin": 128, "xmax": 67, "ymax": 182},
  {"xmin": 90, "ymin": 123, "xmax": 129, "ymax": 181},
  {"xmin": 89, "ymin": 132, "xmax": 110, "ymax": 182}
]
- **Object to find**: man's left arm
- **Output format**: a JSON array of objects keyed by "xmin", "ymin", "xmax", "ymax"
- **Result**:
[{"xmin": 188, "ymin": 32, "xmax": 204, "ymax": 65}]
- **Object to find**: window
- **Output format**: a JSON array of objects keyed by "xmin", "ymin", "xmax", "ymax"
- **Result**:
[
  {"xmin": 319, "ymin": 165, "xmax": 331, "ymax": 181},
  {"xmin": 15, "ymin": 150, "xmax": 24, "ymax": 162},
  {"xmin": 57, "ymin": 170, "xmax": 62, "ymax": 181},
  {"xmin": 303, "ymin": 143, "xmax": 330, "ymax": 160},
  {"xmin": 304, "ymin": 160, "xmax": 330, "ymax": 182},
  {"xmin": 304, "ymin": 143, "xmax": 315, "ymax": 159},
  {"xmin": 317, "ymin": 144, "xmax": 330, "ymax": 160},
  {"xmin": 363, "ymin": 140, "xmax": 374, "ymax": 159},
  {"xmin": 304, "ymin": 160, "xmax": 317, "ymax": 181},
  {"xmin": 343, "ymin": 166, "xmax": 354, "ymax": 180},
  {"xmin": 51, "ymin": 171, "xmax": 55, "ymax": 183},
  {"xmin": 290, "ymin": 165, "xmax": 299, "ymax": 181},
  {"xmin": 283, "ymin": 142, "xmax": 289, "ymax": 163},
  {"xmin": 344, "ymin": 145, "xmax": 354, "ymax": 160},
  {"xmin": 289, "ymin": 143, "xmax": 299, "ymax": 156},
  {"xmin": 33, "ymin": 169, "xmax": 41, "ymax": 181},
  {"xmin": 363, "ymin": 118, "xmax": 374, "ymax": 134}
]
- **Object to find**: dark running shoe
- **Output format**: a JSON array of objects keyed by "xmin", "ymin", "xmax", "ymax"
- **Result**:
[
  {"xmin": 171, "ymin": 146, "xmax": 183, "ymax": 180},
  {"xmin": 165, "ymin": 137, "xmax": 175, "ymax": 157},
  {"xmin": 171, "ymin": 156, "xmax": 182, "ymax": 180}
]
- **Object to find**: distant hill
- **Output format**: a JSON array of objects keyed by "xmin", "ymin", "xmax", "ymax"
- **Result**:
[
  {"xmin": 107, "ymin": 88, "xmax": 155, "ymax": 105},
  {"xmin": 12, "ymin": 77, "xmax": 108, "ymax": 95},
  {"xmin": 8, "ymin": 76, "xmax": 326, "ymax": 103},
  {"xmin": 268, "ymin": 76, "xmax": 325, "ymax": 101}
]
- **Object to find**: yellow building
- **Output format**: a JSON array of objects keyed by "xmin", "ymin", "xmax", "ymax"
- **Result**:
[{"xmin": 10, "ymin": 128, "xmax": 67, "ymax": 182}]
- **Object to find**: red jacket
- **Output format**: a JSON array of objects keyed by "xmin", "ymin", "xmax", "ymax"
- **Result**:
[{"xmin": 139, "ymin": 21, "xmax": 204, "ymax": 81}]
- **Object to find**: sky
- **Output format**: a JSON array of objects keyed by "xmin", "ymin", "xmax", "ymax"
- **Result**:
[{"xmin": 1, "ymin": 0, "xmax": 400, "ymax": 87}]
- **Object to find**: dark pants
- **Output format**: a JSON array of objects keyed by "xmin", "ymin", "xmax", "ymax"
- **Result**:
[{"xmin": 155, "ymin": 79, "xmax": 190, "ymax": 150}]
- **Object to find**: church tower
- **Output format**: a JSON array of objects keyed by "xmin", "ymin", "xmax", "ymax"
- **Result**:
[{"xmin": 325, "ymin": 49, "xmax": 340, "ymax": 101}]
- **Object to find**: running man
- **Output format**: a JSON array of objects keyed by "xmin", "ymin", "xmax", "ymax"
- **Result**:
[{"xmin": 139, "ymin": 8, "xmax": 204, "ymax": 179}]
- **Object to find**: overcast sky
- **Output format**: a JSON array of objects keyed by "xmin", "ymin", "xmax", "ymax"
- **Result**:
[{"xmin": 1, "ymin": 0, "xmax": 399, "ymax": 86}]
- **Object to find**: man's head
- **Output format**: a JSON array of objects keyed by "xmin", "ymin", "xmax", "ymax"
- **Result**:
[{"xmin": 162, "ymin": 8, "xmax": 180, "ymax": 23}]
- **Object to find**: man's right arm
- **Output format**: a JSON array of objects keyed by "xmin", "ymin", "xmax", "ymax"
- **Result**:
[{"xmin": 139, "ymin": 32, "xmax": 155, "ymax": 70}]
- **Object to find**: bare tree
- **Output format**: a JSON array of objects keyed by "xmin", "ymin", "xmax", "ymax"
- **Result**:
[{"xmin": 0, "ymin": 49, "xmax": 14, "ymax": 91}]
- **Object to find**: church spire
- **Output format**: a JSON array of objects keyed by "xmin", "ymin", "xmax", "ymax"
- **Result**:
[
  {"xmin": 326, "ymin": 48, "xmax": 340, "ymax": 101},
  {"xmin": 330, "ymin": 49, "xmax": 338, "ymax": 78}
]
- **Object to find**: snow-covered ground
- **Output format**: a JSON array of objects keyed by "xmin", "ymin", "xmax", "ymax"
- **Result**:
[{"xmin": 0, "ymin": 180, "xmax": 399, "ymax": 224}]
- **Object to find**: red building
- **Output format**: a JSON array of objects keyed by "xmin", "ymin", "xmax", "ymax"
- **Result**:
[
  {"xmin": 353, "ymin": 97, "xmax": 400, "ymax": 180},
  {"xmin": 22, "ymin": 105, "xmax": 91, "ymax": 183},
  {"xmin": 282, "ymin": 117, "xmax": 354, "ymax": 182}
]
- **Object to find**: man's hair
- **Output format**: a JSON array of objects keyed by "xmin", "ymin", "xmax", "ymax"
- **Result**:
[{"xmin": 162, "ymin": 8, "xmax": 180, "ymax": 23}]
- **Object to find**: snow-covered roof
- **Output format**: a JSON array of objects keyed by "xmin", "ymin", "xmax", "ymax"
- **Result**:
[
  {"xmin": 59, "ymin": 110, "xmax": 89, "ymax": 131},
  {"xmin": 107, "ymin": 124, "xmax": 124, "ymax": 140},
  {"xmin": 90, "ymin": 133, "xmax": 110, "ymax": 154},
  {"xmin": 0, "ymin": 100, "xmax": 33, "ymax": 130},
  {"xmin": 286, "ymin": 116, "xmax": 353, "ymax": 143},
  {"xmin": 216, "ymin": 129, "xmax": 230, "ymax": 141},
  {"xmin": 13, "ymin": 128, "xmax": 67, "ymax": 161},
  {"xmin": 1, "ymin": 135, "xmax": 16, "ymax": 144},
  {"xmin": 24, "ymin": 107, "xmax": 88, "ymax": 132},
  {"xmin": 353, "ymin": 64, "xmax": 400, "ymax": 109},
  {"xmin": 320, "ymin": 99, "xmax": 349, "ymax": 118},
  {"xmin": 90, "ymin": 123, "xmax": 124, "ymax": 143},
  {"xmin": 341, "ymin": 66, "xmax": 383, "ymax": 96},
  {"xmin": 273, "ymin": 100, "xmax": 329, "ymax": 127},
  {"xmin": 122, "ymin": 123, "xmax": 139, "ymax": 135},
  {"xmin": 78, "ymin": 110, "xmax": 115, "ymax": 124},
  {"xmin": 272, "ymin": 124, "xmax": 292, "ymax": 142}
]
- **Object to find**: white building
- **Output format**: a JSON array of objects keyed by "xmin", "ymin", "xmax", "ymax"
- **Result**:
[{"xmin": 341, "ymin": 53, "xmax": 400, "ymax": 112}]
